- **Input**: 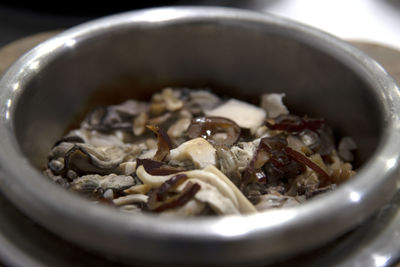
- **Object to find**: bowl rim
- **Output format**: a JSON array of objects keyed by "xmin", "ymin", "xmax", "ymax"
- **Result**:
[{"xmin": 0, "ymin": 6, "xmax": 400, "ymax": 263}]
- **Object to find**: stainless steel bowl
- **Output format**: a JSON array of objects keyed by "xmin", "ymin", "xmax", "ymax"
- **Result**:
[{"xmin": 0, "ymin": 6, "xmax": 399, "ymax": 266}]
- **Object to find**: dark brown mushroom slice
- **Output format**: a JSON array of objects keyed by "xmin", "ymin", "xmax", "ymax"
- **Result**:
[
  {"xmin": 148, "ymin": 180, "xmax": 201, "ymax": 212},
  {"xmin": 266, "ymin": 114, "xmax": 325, "ymax": 133},
  {"xmin": 242, "ymin": 135, "xmax": 306, "ymax": 186},
  {"xmin": 187, "ymin": 116, "xmax": 241, "ymax": 146},
  {"xmin": 136, "ymin": 158, "xmax": 183, "ymax": 176},
  {"xmin": 284, "ymin": 147, "xmax": 331, "ymax": 186},
  {"xmin": 156, "ymin": 174, "xmax": 188, "ymax": 201},
  {"xmin": 146, "ymin": 124, "xmax": 173, "ymax": 161}
]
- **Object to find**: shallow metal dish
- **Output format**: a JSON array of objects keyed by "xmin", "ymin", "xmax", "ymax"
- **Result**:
[{"xmin": 0, "ymin": 6, "xmax": 399, "ymax": 266}]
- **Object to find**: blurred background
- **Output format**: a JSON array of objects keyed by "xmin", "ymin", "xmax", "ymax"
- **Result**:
[{"xmin": 1, "ymin": 0, "xmax": 400, "ymax": 49}]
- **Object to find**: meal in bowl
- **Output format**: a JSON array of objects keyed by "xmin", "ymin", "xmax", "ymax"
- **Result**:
[{"xmin": 44, "ymin": 88, "xmax": 357, "ymax": 216}]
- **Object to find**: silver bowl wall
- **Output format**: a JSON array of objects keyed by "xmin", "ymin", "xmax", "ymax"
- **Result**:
[{"xmin": 0, "ymin": 6, "xmax": 400, "ymax": 266}]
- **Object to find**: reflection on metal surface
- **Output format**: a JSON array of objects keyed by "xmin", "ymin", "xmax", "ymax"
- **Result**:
[
  {"xmin": 4, "ymin": 99, "xmax": 11, "ymax": 120},
  {"xmin": 64, "ymin": 38, "xmax": 76, "ymax": 48},
  {"xmin": 386, "ymin": 158, "xmax": 397, "ymax": 170},
  {"xmin": 139, "ymin": 8, "xmax": 187, "ymax": 22},
  {"xmin": 12, "ymin": 82, "xmax": 19, "ymax": 92},
  {"xmin": 350, "ymin": 191, "xmax": 361, "ymax": 203},
  {"xmin": 373, "ymin": 254, "xmax": 391, "ymax": 267},
  {"xmin": 211, "ymin": 217, "xmax": 251, "ymax": 237},
  {"xmin": 212, "ymin": 210, "xmax": 296, "ymax": 237},
  {"xmin": 28, "ymin": 60, "xmax": 40, "ymax": 71}
]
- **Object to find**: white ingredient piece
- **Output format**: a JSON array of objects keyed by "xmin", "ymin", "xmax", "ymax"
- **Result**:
[
  {"xmin": 338, "ymin": 136, "xmax": 357, "ymax": 162},
  {"xmin": 260, "ymin": 93, "xmax": 289, "ymax": 118},
  {"xmin": 205, "ymin": 99, "xmax": 266, "ymax": 129},
  {"xmin": 169, "ymin": 138, "xmax": 217, "ymax": 169},
  {"xmin": 113, "ymin": 194, "xmax": 149, "ymax": 206},
  {"xmin": 179, "ymin": 178, "xmax": 240, "ymax": 215},
  {"xmin": 135, "ymin": 164, "xmax": 257, "ymax": 214}
]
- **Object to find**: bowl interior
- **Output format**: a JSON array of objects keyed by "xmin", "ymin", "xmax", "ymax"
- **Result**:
[{"xmin": 13, "ymin": 18, "xmax": 382, "ymax": 171}]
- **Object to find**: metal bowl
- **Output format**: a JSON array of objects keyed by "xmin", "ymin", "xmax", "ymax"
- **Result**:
[{"xmin": 0, "ymin": 6, "xmax": 399, "ymax": 266}]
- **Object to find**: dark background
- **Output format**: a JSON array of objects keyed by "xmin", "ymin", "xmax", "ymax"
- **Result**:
[{"xmin": 0, "ymin": 1, "xmax": 264, "ymax": 47}]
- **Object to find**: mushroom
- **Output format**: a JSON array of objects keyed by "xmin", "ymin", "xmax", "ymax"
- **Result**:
[
  {"xmin": 204, "ymin": 98, "xmax": 266, "ymax": 130},
  {"xmin": 82, "ymin": 100, "xmax": 149, "ymax": 132},
  {"xmin": 124, "ymin": 184, "xmax": 151, "ymax": 195},
  {"xmin": 266, "ymin": 114, "xmax": 325, "ymax": 133},
  {"xmin": 150, "ymin": 88, "xmax": 183, "ymax": 114},
  {"xmin": 133, "ymin": 112, "xmax": 149, "ymax": 136},
  {"xmin": 146, "ymin": 124, "xmax": 173, "ymax": 161},
  {"xmin": 162, "ymin": 87, "xmax": 184, "ymax": 111},
  {"xmin": 136, "ymin": 164, "xmax": 257, "ymax": 214},
  {"xmin": 260, "ymin": 93, "xmax": 289, "ymax": 119},
  {"xmin": 61, "ymin": 144, "xmax": 125, "ymax": 176},
  {"xmin": 187, "ymin": 116, "xmax": 241, "ymax": 146},
  {"xmin": 169, "ymin": 137, "xmax": 217, "ymax": 169},
  {"xmin": 338, "ymin": 136, "xmax": 357, "ymax": 162},
  {"xmin": 183, "ymin": 89, "xmax": 221, "ymax": 115},
  {"xmin": 135, "ymin": 165, "xmax": 176, "ymax": 187},
  {"xmin": 167, "ymin": 117, "xmax": 191, "ymax": 139},
  {"xmin": 115, "ymin": 161, "xmax": 137, "ymax": 176},
  {"xmin": 70, "ymin": 173, "xmax": 135, "ymax": 196},
  {"xmin": 147, "ymin": 177, "xmax": 201, "ymax": 212},
  {"xmin": 113, "ymin": 194, "xmax": 149, "ymax": 206},
  {"xmin": 177, "ymin": 178, "xmax": 239, "ymax": 215}
]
